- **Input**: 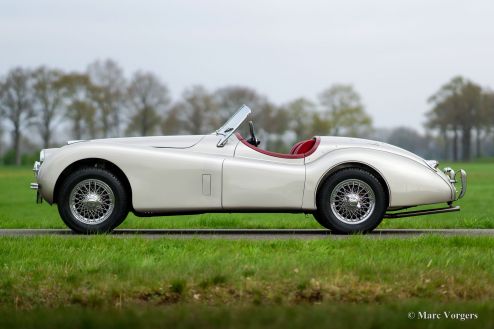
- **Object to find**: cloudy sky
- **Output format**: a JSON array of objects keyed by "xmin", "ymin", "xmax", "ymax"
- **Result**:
[{"xmin": 1, "ymin": 0, "xmax": 493, "ymax": 130}]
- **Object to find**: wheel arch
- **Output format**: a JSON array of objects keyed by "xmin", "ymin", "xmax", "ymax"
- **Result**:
[
  {"xmin": 53, "ymin": 158, "xmax": 133, "ymax": 210},
  {"xmin": 315, "ymin": 162, "xmax": 390, "ymax": 207}
]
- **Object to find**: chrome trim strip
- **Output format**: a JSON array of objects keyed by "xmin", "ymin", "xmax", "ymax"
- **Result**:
[
  {"xmin": 384, "ymin": 205, "xmax": 460, "ymax": 218},
  {"xmin": 426, "ymin": 160, "xmax": 439, "ymax": 169},
  {"xmin": 67, "ymin": 140, "xmax": 86, "ymax": 145}
]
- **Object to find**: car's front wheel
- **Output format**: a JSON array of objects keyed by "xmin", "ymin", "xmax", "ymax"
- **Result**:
[
  {"xmin": 57, "ymin": 167, "xmax": 129, "ymax": 234},
  {"xmin": 314, "ymin": 168, "xmax": 386, "ymax": 234}
]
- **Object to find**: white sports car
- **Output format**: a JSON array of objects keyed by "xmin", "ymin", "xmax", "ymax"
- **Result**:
[{"xmin": 31, "ymin": 105, "xmax": 466, "ymax": 234}]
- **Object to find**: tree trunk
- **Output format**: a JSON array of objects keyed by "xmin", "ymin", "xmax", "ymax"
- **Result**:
[
  {"xmin": 101, "ymin": 104, "xmax": 111, "ymax": 138},
  {"xmin": 74, "ymin": 118, "xmax": 82, "ymax": 140},
  {"xmin": 42, "ymin": 115, "xmax": 51, "ymax": 148},
  {"xmin": 42, "ymin": 128, "xmax": 50, "ymax": 149},
  {"xmin": 462, "ymin": 127, "xmax": 471, "ymax": 161},
  {"xmin": 452, "ymin": 127, "xmax": 458, "ymax": 162},
  {"xmin": 441, "ymin": 129, "xmax": 448, "ymax": 160},
  {"xmin": 13, "ymin": 124, "xmax": 21, "ymax": 166},
  {"xmin": 476, "ymin": 127, "xmax": 482, "ymax": 158},
  {"xmin": 102, "ymin": 110, "xmax": 110, "ymax": 138},
  {"xmin": 141, "ymin": 107, "xmax": 147, "ymax": 136},
  {"xmin": 113, "ymin": 109, "xmax": 120, "ymax": 137}
]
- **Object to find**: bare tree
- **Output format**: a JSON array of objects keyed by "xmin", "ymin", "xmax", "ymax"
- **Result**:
[
  {"xmin": 461, "ymin": 82, "xmax": 482, "ymax": 160},
  {"xmin": 311, "ymin": 111, "xmax": 331, "ymax": 137},
  {"xmin": 319, "ymin": 84, "xmax": 372, "ymax": 137},
  {"xmin": 174, "ymin": 85, "xmax": 215, "ymax": 134},
  {"xmin": 0, "ymin": 67, "xmax": 34, "ymax": 165},
  {"xmin": 427, "ymin": 77, "xmax": 482, "ymax": 161},
  {"xmin": 87, "ymin": 59, "xmax": 127, "ymax": 137},
  {"xmin": 126, "ymin": 71, "xmax": 170, "ymax": 136},
  {"xmin": 161, "ymin": 105, "xmax": 183, "ymax": 135},
  {"xmin": 284, "ymin": 97, "xmax": 315, "ymax": 141},
  {"xmin": 213, "ymin": 86, "xmax": 281, "ymax": 143},
  {"xmin": 58, "ymin": 73, "xmax": 97, "ymax": 140},
  {"xmin": 474, "ymin": 90, "xmax": 493, "ymax": 158},
  {"xmin": 213, "ymin": 86, "xmax": 266, "ymax": 124},
  {"xmin": 0, "ymin": 119, "xmax": 4, "ymax": 158},
  {"xmin": 486, "ymin": 91, "xmax": 494, "ymax": 148},
  {"xmin": 32, "ymin": 66, "xmax": 64, "ymax": 148}
]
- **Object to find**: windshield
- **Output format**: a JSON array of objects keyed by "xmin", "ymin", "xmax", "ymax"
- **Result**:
[{"xmin": 216, "ymin": 105, "xmax": 251, "ymax": 146}]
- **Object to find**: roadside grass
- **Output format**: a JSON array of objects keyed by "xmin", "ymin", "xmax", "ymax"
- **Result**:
[
  {"xmin": 1, "ymin": 163, "xmax": 494, "ymax": 327},
  {"xmin": 0, "ymin": 161, "xmax": 492, "ymax": 229},
  {"xmin": 1, "ymin": 235, "xmax": 494, "ymax": 327},
  {"xmin": 1, "ymin": 235, "xmax": 494, "ymax": 309},
  {"xmin": 1, "ymin": 302, "xmax": 493, "ymax": 329}
]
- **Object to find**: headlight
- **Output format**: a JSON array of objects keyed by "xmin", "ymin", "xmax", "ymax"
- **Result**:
[
  {"xmin": 443, "ymin": 167, "xmax": 455, "ymax": 182},
  {"xmin": 40, "ymin": 150, "xmax": 46, "ymax": 162}
]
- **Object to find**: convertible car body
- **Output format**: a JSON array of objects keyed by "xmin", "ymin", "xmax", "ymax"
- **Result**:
[{"xmin": 31, "ymin": 105, "xmax": 467, "ymax": 234}]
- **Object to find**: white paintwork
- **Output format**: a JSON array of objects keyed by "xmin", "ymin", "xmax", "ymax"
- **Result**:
[
  {"xmin": 36, "ymin": 119, "xmax": 457, "ymax": 215},
  {"xmin": 223, "ymin": 148, "xmax": 305, "ymax": 209},
  {"xmin": 90, "ymin": 135, "xmax": 205, "ymax": 148}
]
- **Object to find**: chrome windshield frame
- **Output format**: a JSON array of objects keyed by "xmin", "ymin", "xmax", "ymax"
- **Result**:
[{"xmin": 215, "ymin": 104, "xmax": 251, "ymax": 147}]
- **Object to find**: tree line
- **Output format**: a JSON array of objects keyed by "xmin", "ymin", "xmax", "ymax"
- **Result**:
[
  {"xmin": 427, "ymin": 76, "xmax": 494, "ymax": 161},
  {"xmin": 0, "ymin": 59, "xmax": 493, "ymax": 165},
  {"xmin": 0, "ymin": 59, "xmax": 373, "ymax": 165}
]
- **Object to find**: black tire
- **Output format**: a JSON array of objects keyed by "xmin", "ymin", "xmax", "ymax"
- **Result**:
[
  {"xmin": 57, "ymin": 167, "xmax": 129, "ymax": 234},
  {"xmin": 314, "ymin": 168, "xmax": 386, "ymax": 234}
]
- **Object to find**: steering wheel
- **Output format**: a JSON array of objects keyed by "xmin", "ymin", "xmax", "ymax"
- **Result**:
[{"xmin": 247, "ymin": 121, "xmax": 261, "ymax": 147}]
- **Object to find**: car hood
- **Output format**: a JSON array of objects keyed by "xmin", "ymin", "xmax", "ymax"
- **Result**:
[
  {"xmin": 319, "ymin": 136, "xmax": 428, "ymax": 165},
  {"xmin": 84, "ymin": 135, "xmax": 206, "ymax": 148}
]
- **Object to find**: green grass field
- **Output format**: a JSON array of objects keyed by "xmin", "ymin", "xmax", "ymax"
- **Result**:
[
  {"xmin": 1, "ymin": 236, "xmax": 494, "ymax": 328},
  {"xmin": 0, "ymin": 163, "xmax": 493, "ymax": 328},
  {"xmin": 0, "ymin": 161, "xmax": 493, "ymax": 229}
]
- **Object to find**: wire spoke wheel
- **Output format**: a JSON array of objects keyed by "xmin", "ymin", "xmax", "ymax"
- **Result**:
[
  {"xmin": 330, "ymin": 178, "xmax": 375, "ymax": 225},
  {"xmin": 69, "ymin": 178, "xmax": 115, "ymax": 225}
]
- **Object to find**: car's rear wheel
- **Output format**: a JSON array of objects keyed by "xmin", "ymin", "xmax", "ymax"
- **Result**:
[
  {"xmin": 314, "ymin": 168, "xmax": 386, "ymax": 234},
  {"xmin": 57, "ymin": 167, "xmax": 129, "ymax": 234}
]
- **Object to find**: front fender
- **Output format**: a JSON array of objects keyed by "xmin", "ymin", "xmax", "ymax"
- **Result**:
[
  {"xmin": 37, "ymin": 141, "xmax": 228, "ymax": 212},
  {"xmin": 302, "ymin": 148, "xmax": 454, "ymax": 210},
  {"xmin": 37, "ymin": 143, "xmax": 144, "ymax": 204}
]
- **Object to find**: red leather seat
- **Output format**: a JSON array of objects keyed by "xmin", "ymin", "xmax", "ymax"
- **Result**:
[
  {"xmin": 289, "ymin": 141, "xmax": 305, "ymax": 154},
  {"xmin": 290, "ymin": 139, "xmax": 316, "ymax": 155},
  {"xmin": 235, "ymin": 133, "xmax": 319, "ymax": 159}
]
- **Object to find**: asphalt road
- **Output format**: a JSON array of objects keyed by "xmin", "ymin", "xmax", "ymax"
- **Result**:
[{"xmin": 0, "ymin": 229, "xmax": 493, "ymax": 239}]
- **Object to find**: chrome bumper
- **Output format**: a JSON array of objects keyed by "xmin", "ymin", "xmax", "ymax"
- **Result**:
[
  {"xmin": 31, "ymin": 161, "xmax": 42, "ymax": 204},
  {"xmin": 33, "ymin": 161, "xmax": 40, "ymax": 177},
  {"xmin": 443, "ymin": 167, "xmax": 467, "ymax": 200}
]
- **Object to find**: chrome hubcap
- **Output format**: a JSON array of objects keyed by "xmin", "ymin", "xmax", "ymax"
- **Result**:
[
  {"xmin": 69, "ymin": 179, "xmax": 115, "ymax": 225},
  {"xmin": 330, "ymin": 179, "xmax": 375, "ymax": 224}
]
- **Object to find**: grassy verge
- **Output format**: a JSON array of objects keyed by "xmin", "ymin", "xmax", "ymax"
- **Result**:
[
  {"xmin": 1, "ymin": 163, "xmax": 494, "ymax": 327},
  {"xmin": 2, "ymin": 235, "xmax": 494, "ymax": 308},
  {"xmin": 2, "ymin": 235, "xmax": 494, "ymax": 328},
  {"xmin": 1, "ymin": 302, "xmax": 492, "ymax": 329},
  {"xmin": 1, "ymin": 162, "xmax": 493, "ymax": 230}
]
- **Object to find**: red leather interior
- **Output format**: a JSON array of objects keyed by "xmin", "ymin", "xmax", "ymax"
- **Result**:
[
  {"xmin": 235, "ymin": 133, "xmax": 320, "ymax": 159},
  {"xmin": 290, "ymin": 139, "xmax": 316, "ymax": 155},
  {"xmin": 289, "ymin": 141, "xmax": 304, "ymax": 154}
]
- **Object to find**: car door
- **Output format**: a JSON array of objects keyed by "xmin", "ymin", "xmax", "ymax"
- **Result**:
[
  {"xmin": 129, "ymin": 134, "xmax": 237, "ymax": 212},
  {"xmin": 222, "ymin": 137, "xmax": 306, "ymax": 210}
]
